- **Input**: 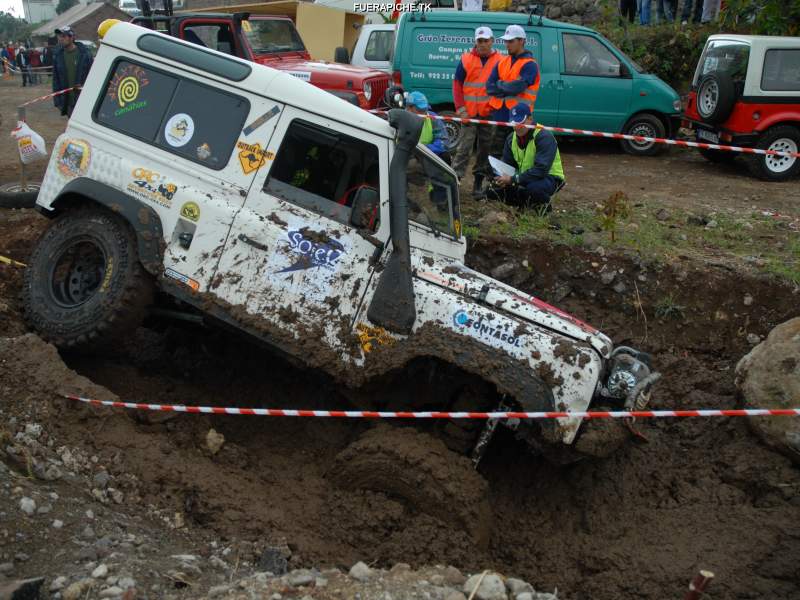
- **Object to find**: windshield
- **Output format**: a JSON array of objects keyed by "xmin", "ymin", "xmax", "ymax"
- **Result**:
[
  {"xmin": 407, "ymin": 147, "xmax": 460, "ymax": 239},
  {"xmin": 693, "ymin": 39, "xmax": 750, "ymax": 87},
  {"xmin": 243, "ymin": 19, "xmax": 306, "ymax": 54}
]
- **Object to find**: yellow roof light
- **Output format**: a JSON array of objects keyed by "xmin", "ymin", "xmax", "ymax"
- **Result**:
[{"xmin": 98, "ymin": 19, "xmax": 122, "ymax": 40}]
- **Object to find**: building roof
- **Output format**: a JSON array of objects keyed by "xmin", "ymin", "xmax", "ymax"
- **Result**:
[{"xmin": 32, "ymin": 2, "xmax": 129, "ymax": 37}]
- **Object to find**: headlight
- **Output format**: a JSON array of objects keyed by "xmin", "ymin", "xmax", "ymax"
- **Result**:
[
  {"xmin": 363, "ymin": 81, "xmax": 372, "ymax": 101},
  {"xmin": 673, "ymin": 99, "xmax": 682, "ymax": 111}
]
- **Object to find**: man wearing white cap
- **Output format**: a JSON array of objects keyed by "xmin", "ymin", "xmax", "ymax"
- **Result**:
[
  {"xmin": 486, "ymin": 24, "xmax": 540, "ymax": 125},
  {"xmin": 451, "ymin": 26, "xmax": 501, "ymax": 200}
]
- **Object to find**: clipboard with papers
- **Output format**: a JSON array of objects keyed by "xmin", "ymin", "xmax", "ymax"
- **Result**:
[{"xmin": 488, "ymin": 156, "xmax": 516, "ymax": 178}]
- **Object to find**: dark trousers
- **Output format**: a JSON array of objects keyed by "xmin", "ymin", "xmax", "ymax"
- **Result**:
[
  {"xmin": 681, "ymin": 0, "xmax": 703, "ymax": 21},
  {"xmin": 21, "ymin": 66, "xmax": 30, "ymax": 86},
  {"xmin": 452, "ymin": 122, "xmax": 496, "ymax": 185},
  {"xmin": 487, "ymin": 175, "xmax": 560, "ymax": 208},
  {"xmin": 620, "ymin": 0, "xmax": 637, "ymax": 21}
]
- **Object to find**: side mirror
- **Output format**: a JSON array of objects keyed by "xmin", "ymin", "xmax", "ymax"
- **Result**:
[
  {"xmin": 619, "ymin": 62, "xmax": 631, "ymax": 78},
  {"xmin": 385, "ymin": 84, "xmax": 405, "ymax": 108},
  {"xmin": 334, "ymin": 46, "xmax": 350, "ymax": 64},
  {"xmin": 350, "ymin": 186, "xmax": 379, "ymax": 230}
]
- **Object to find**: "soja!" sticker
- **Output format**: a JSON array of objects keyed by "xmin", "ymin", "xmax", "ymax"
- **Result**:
[{"xmin": 164, "ymin": 113, "xmax": 195, "ymax": 148}]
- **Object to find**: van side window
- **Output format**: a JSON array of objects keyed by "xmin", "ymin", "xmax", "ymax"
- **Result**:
[
  {"xmin": 365, "ymin": 30, "xmax": 393, "ymax": 62},
  {"xmin": 562, "ymin": 34, "xmax": 621, "ymax": 78},
  {"xmin": 265, "ymin": 120, "xmax": 381, "ymax": 230},
  {"xmin": 94, "ymin": 60, "xmax": 249, "ymax": 170},
  {"xmin": 762, "ymin": 49, "xmax": 800, "ymax": 92}
]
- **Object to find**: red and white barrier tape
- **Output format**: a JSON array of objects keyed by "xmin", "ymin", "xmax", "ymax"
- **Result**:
[
  {"xmin": 370, "ymin": 110, "xmax": 800, "ymax": 159},
  {"xmin": 62, "ymin": 394, "xmax": 800, "ymax": 419},
  {"xmin": 17, "ymin": 86, "xmax": 77, "ymax": 109},
  {"xmin": 2, "ymin": 57, "xmax": 53, "ymax": 73}
]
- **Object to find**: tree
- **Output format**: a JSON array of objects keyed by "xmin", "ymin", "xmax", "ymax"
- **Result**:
[
  {"xmin": 56, "ymin": 0, "xmax": 79, "ymax": 15},
  {"xmin": 0, "ymin": 11, "xmax": 35, "ymax": 43},
  {"xmin": 720, "ymin": 0, "xmax": 800, "ymax": 36}
]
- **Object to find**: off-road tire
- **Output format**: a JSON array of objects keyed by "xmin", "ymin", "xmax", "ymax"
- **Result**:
[
  {"xmin": 696, "ymin": 73, "xmax": 736, "ymax": 125},
  {"xmin": 746, "ymin": 125, "xmax": 800, "ymax": 182},
  {"xmin": 437, "ymin": 385, "xmax": 494, "ymax": 454},
  {"xmin": 698, "ymin": 147, "xmax": 737, "ymax": 164},
  {"xmin": 0, "ymin": 182, "xmax": 40, "ymax": 209},
  {"xmin": 22, "ymin": 207, "xmax": 154, "ymax": 350},
  {"xmin": 328, "ymin": 425, "xmax": 493, "ymax": 548},
  {"xmin": 620, "ymin": 113, "xmax": 666, "ymax": 156},
  {"xmin": 438, "ymin": 110, "xmax": 463, "ymax": 153}
]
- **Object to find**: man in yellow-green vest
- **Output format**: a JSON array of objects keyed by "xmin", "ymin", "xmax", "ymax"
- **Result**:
[
  {"xmin": 406, "ymin": 91, "xmax": 451, "ymax": 164},
  {"xmin": 490, "ymin": 103, "xmax": 564, "ymax": 209}
]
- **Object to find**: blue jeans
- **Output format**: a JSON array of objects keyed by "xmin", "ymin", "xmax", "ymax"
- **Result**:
[
  {"xmin": 657, "ymin": 0, "xmax": 674, "ymax": 21},
  {"xmin": 637, "ymin": 0, "xmax": 651, "ymax": 24}
]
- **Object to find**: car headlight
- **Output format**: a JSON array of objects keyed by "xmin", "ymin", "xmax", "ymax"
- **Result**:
[
  {"xmin": 363, "ymin": 81, "xmax": 372, "ymax": 102},
  {"xmin": 673, "ymin": 99, "xmax": 682, "ymax": 112}
]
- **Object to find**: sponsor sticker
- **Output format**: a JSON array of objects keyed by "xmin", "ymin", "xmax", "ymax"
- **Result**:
[
  {"xmin": 356, "ymin": 323, "xmax": 395, "ymax": 353},
  {"xmin": 236, "ymin": 141, "xmax": 272, "ymax": 175},
  {"xmin": 108, "ymin": 64, "xmax": 149, "ymax": 117},
  {"xmin": 56, "ymin": 139, "xmax": 91, "ymax": 178},
  {"xmin": 277, "ymin": 228, "xmax": 345, "ymax": 273},
  {"xmin": 242, "ymin": 105, "xmax": 281, "ymax": 136},
  {"xmin": 180, "ymin": 201, "xmax": 200, "ymax": 222},
  {"xmin": 287, "ymin": 71, "xmax": 311, "ymax": 82},
  {"xmin": 165, "ymin": 268, "xmax": 200, "ymax": 292},
  {"xmin": 196, "ymin": 143, "xmax": 211, "ymax": 161},
  {"xmin": 452, "ymin": 309, "xmax": 522, "ymax": 348},
  {"xmin": 164, "ymin": 113, "xmax": 195, "ymax": 148},
  {"xmin": 126, "ymin": 167, "xmax": 177, "ymax": 209}
]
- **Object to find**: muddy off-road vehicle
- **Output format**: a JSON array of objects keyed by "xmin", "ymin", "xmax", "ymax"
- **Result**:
[{"xmin": 25, "ymin": 21, "xmax": 659, "ymax": 499}]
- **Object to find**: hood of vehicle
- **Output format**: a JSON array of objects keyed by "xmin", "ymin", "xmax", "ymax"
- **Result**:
[
  {"xmin": 256, "ymin": 56, "xmax": 388, "ymax": 80},
  {"xmin": 638, "ymin": 73, "xmax": 681, "ymax": 102},
  {"xmin": 412, "ymin": 255, "xmax": 613, "ymax": 358}
]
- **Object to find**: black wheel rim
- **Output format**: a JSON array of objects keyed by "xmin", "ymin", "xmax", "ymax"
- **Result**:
[{"xmin": 49, "ymin": 237, "xmax": 107, "ymax": 308}]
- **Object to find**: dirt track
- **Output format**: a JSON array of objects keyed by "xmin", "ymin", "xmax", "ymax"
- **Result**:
[{"xmin": 2, "ymin": 77, "xmax": 800, "ymax": 599}]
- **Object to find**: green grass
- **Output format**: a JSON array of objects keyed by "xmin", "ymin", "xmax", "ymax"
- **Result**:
[{"xmin": 462, "ymin": 199, "xmax": 800, "ymax": 285}]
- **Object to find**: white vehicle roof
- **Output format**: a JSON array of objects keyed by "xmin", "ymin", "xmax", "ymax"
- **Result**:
[
  {"xmin": 706, "ymin": 34, "xmax": 800, "ymax": 48},
  {"xmin": 102, "ymin": 21, "xmax": 395, "ymax": 139}
]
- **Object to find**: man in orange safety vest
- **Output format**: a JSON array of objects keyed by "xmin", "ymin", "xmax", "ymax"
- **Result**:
[
  {"xmin": 486, "ymin": 24, "xmax": 540, "ymax": 126},
  {"xmin": 451, "ymin": 26, "xmax": 502, "ymax": 200}
]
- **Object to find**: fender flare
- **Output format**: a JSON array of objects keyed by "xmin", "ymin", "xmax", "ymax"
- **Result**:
[{"xmin": 49, "ymin": 177, "xmax": 165, "ymax": 275}]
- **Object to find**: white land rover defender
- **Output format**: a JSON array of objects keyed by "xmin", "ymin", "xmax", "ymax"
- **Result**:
[{"xmin": 24, "ymin": 21, "xmax": 658, "ymax": 464}]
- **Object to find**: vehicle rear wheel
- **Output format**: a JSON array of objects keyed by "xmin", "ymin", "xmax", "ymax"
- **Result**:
[
  {"xmin": 620, "ymin": 113, "xmax": 666, "ymax": 156},
  {"xmin": 438, "ymin": 110, "xmax": 463, "ymax": 153},
  {"xmin": 698, "ymin": 147, "xmax": 737, "ymax": 164},
  {"xmin": 327, "ymin": 424, "xmax": 493, "ymax": 548},
  {"xmin": 696, "ymin": 73, "xmax": 736, "ymax": 125},
  {"xmin": 22, "ymin": 207, "xmax": 154, "ymax": 350},
  {"xmin": 746, "ymin": 125, "xmax": 800, "ymax": 182}
]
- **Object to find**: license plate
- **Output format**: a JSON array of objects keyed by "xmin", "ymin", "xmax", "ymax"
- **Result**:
[{"xmin": 697, "ymin": 129, "xmax": 720, "ymax": 143}]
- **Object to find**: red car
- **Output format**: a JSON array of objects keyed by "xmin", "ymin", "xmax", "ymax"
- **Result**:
[{"xmin": 683, "ymin": 34, "xmax": 800, "ymax": 181}]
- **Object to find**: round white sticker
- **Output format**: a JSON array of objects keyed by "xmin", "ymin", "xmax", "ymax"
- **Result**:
[{"xmin": 164, "ymin": 113, "xmax": 195, "ymax": 148}]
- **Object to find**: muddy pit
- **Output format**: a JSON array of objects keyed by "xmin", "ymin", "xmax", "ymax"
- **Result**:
[{"xmin": 1, "ymin": 209, "xmax": 799, "ymax": 599}]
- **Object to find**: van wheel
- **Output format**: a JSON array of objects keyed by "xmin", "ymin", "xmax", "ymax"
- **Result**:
[
  {"xmin": 327, "ymin": 424, "xmax": 493, "ymax": 549},
  {"xmin": 696, "ymin": 73, "xmax": 736, "ymax": 125},
  {"xmin": 22, "ymin": 207, "xmax": 154, "ymax": 350},
  {"xmin": 746, "ymin": 126, "xmax": 800, "ymax": 182},
  {"xmin": 438, "ymin": 111, "xmax": 463, "ymax": 152},
  {"xmin": 620, "ymin": 113, "xmax": 666, "ymax": 156},
  {"xmin": 0, "ymin": 182, "xmax": 40, "ymax": 209}
]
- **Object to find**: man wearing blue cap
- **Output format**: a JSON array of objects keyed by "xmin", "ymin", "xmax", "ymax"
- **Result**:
[
  {"xmin": 489, "ymin": 103, "xmax": 564, "ymax": 209},
  {"xmin": 406, "ymin": 90, "xmax": 450, "ymax": 162}
]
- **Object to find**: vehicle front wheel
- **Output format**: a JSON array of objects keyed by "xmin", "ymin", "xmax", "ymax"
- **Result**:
[
  {"xmin": 620, "ymin": 113, "xmax": 666, "ymax": 157},
  {"xmin": 0, "ymin": 181, "xmax": 40, "ymax": 209},
  {"xmin": 746, "ymin": 125, "xmax": 800, "ymax": 182},
  {"xmin": 438, "ymin": 110, "xmax": 463, "ymax": 153},
  {"xmin": 22, "ymin": 207, "xmax": 154, "ymax": 350}
]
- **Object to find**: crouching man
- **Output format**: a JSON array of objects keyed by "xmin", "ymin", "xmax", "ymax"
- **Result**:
[{"xmin": 489, "ymin": 104, "xmax": 564, "ymax": 210}]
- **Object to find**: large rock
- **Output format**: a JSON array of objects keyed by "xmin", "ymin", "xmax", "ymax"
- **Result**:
[
  {"xmin": 463, "ymin": 573, "xmax": 507, "ymax": 600},
  {"xmin": 735, "ymin": 317, "xmax": 800, "ymax": 463}
]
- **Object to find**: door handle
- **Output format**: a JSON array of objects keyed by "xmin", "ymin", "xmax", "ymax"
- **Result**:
[
  {"xmin": 555, "ymin": 80, "xmax": 565, "ymax": 90},
  {"xmin": 238, "ymin": 233, "xmax": 269, "ymax": 252}
]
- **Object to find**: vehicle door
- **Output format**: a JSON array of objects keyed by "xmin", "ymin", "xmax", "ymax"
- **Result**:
[
  {"xmin": 212, "ymin": 107, "xmax": 390, "ymax": 355},
  {"xmin": 527, "ymin": 27, "xmax": 558, "ymax": 127},
  {"xmin": 556, "ymin": 32, "xmax": 632, "ymax": 133}
]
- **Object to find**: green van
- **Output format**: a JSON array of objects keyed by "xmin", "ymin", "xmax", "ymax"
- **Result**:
[{"xmin": 392, "ymin": 11, "xmax": 681, "ymax": 156}]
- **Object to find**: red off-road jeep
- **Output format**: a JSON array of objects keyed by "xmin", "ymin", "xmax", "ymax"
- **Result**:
[{"xmin": 683, "ymin": 34, "xmax": 800, "ymax": 181}]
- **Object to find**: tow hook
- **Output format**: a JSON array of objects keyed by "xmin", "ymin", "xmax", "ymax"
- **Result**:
[{"xmin": 470, "ymin": 398, "xmax": 516, "ymax": 468}]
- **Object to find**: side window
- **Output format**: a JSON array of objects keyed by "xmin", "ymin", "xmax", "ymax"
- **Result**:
[
  {"xmin": 94, "ymin": 60, "xmax": 250, "ymax": 170},
  {"xmin": 365, "ymin": 31, "xmax": 393, "ymax": 62},
  {"xmin": 265, "ymin": 120, "xmax": 381, "ymax": 230},
  {"xmin": 762, "ymin": 49, "xmax": 800, "ymax": 92},
  {"xmin": 563, "ymin": 34, "xmax": 621, "ymax": 77},
  {"xmin": 407, "ymin": 149, "xmax": 458, "ymax": 238},
  {"xmin": 182, "ymin": 23, "xmax": 237, "ymax": 56}
]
